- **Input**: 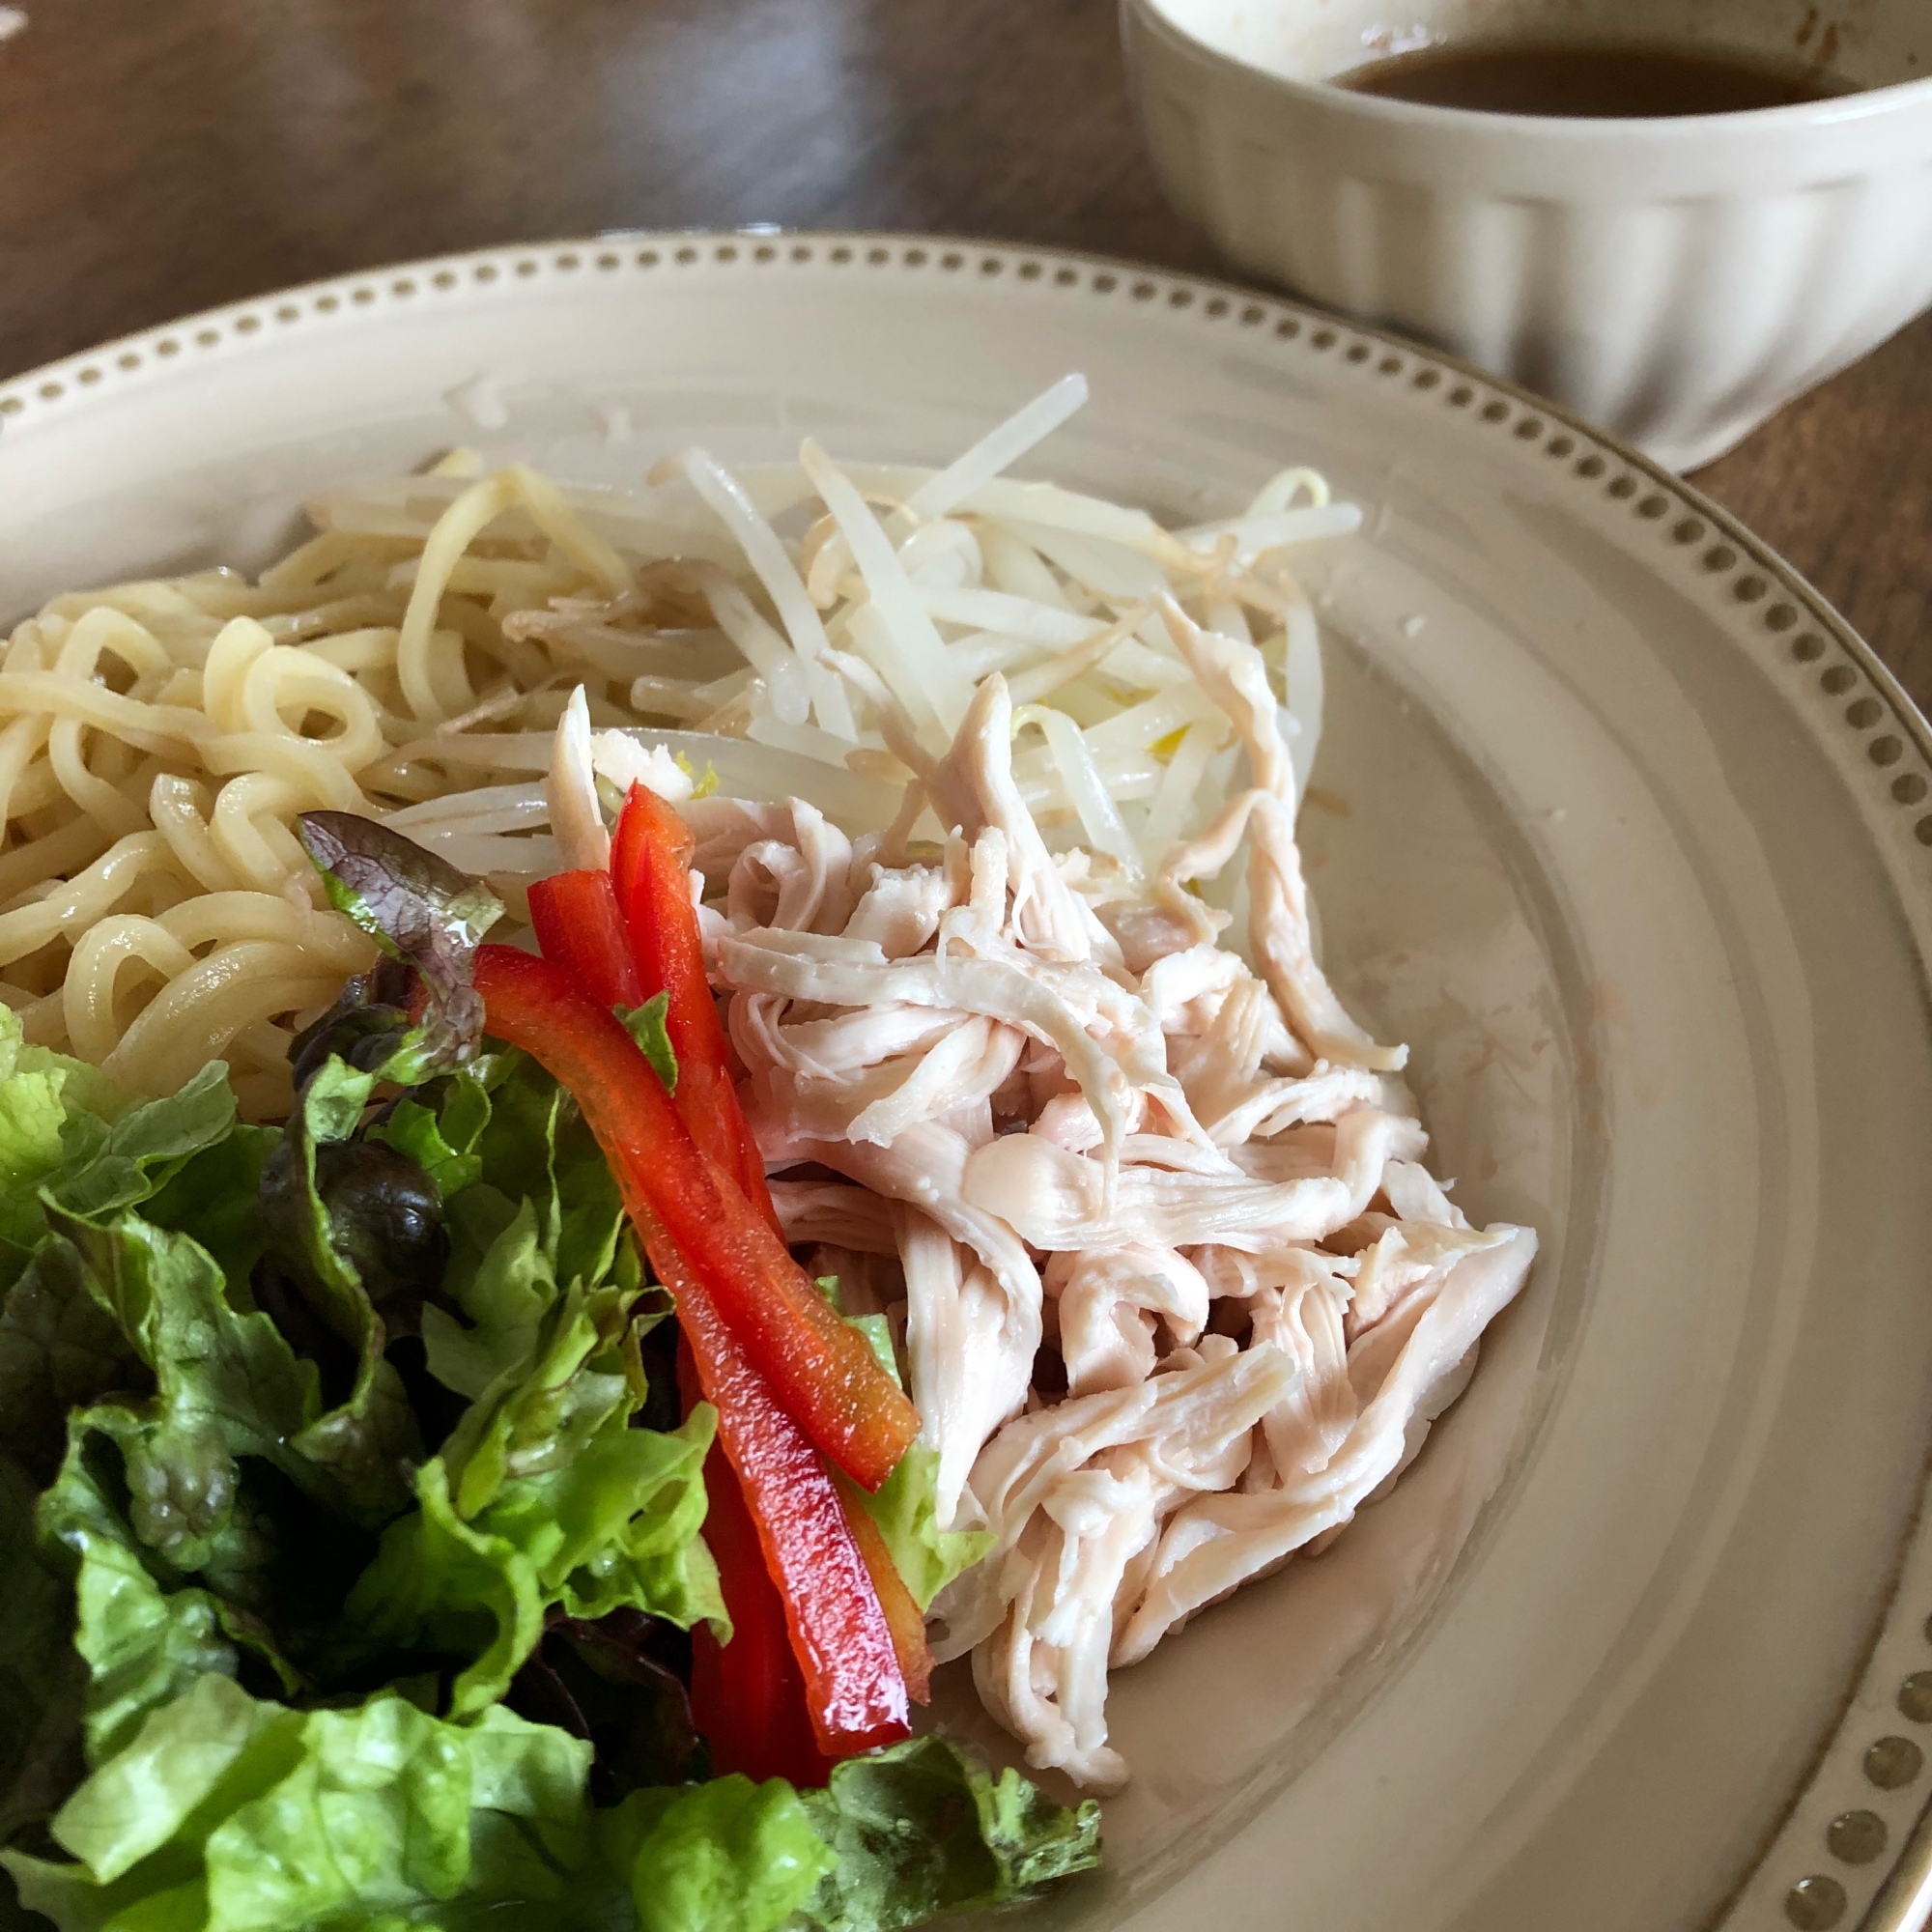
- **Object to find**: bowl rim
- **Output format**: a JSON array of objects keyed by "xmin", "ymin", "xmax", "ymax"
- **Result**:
[{"xmin": 1122, "ymin": 0, "xmax": 1932, "ymax": 137}]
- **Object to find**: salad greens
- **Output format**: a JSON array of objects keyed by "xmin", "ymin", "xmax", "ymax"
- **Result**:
[{"xmin": 0, "ymin": 823, "xmax": 1099, "ymax": 1931}]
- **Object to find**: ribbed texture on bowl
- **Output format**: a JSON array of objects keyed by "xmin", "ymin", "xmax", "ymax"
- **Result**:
[{"xmin": 1124, "ymin": 0, "xmax": 1932, "ymax": 469}]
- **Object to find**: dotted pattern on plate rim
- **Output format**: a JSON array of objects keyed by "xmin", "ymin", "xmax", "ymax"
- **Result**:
[
  {"xmin": 5, "ymin": 240, "xmax": 1932, "ymax": 1924},
  {"xmin": 1769, "ymin": 1609, "xmax": 1932, "ymax": 1931}
]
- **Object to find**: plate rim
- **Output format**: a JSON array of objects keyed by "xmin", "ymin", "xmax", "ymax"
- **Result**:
[
  {"xmin": 3, "ymin": 226, "xmax": 1929, "ymax": 1932},
  {"xmin": 3, "ymin": 225, "xmax": 1925, "ymax": 784}
]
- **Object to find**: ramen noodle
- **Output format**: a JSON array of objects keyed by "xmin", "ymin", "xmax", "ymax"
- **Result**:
[{"xmin": 0, "ymin": 379, "xmax": 1357, "ymax": 1119}]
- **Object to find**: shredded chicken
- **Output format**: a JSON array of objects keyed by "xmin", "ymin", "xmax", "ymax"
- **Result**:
[{"xmin": 582, "ymin": 596, "xmax": 1537, "ymax": 1792}]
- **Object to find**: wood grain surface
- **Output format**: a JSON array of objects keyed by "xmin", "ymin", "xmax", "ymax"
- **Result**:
[{"xmin": 1, "ymin": 0, "xmax": 1925, "ymax": 703}]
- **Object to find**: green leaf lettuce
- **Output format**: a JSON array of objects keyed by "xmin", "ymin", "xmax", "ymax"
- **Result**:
[
  {"xmin": 798, "ymin": 1735, "xmax": 1102, "ymax": 1932},
  {"xmin": 606, "ymin": 1776, "xmax": 833, "ymax": 1932},
  {"xmin": 4, "ymin": 1683, "xmax": 595, "ymax": 1932}
]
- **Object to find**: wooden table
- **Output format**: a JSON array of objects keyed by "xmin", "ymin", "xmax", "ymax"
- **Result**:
[{"xmin": 2, "ymin": 0, "xmax": 1926, "ymax": 706}]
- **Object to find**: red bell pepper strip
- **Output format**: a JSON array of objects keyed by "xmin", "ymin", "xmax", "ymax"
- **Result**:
[
  {"xmin": 603, "ymin": 800, "xmax": 931, "ymax": 1692},
  {"xmin": 481, "ymin": 945, "xmax": 909, "ymax": 1754},
  {"xmin": 834, "ymin": 1476, "xmax": 933, "ymax": 1706},
  {"xmin": 526, "ymin": 869, "xmax": 643, "ymax": 1010},
  {"xmin": 610, "ymin": 781, "xmax": 778, "ymax": 1231},
  {"xmin": 680, "ymin": 1349, "xmax": 834, "ymax": 1787},
  {"xmin": 472, "ymin": 944, "xmax": 919, "ymax": 1492},
  {"xmin": 668, "ymin": 1253, "xmax": 909, "ymax": 1755},
  {"xmin": 689, "ymin": 1481, "xmax": 838, "ymax": 1785}
]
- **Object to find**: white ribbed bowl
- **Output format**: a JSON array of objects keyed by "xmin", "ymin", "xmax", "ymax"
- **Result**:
[{"xmin": 1122, "ymin": 0, "xmax": 1932, "ymax": 469}]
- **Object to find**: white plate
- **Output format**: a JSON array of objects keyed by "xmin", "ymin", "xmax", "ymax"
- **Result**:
[{"xmin": 4, "ymin": 234, "xmax": 1931, "ymax": 1932}]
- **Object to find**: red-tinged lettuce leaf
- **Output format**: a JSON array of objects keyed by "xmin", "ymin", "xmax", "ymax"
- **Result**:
[
  {"xmin": 46, "ymin": 1205, "xmax": 414, "ymax": 1537},
  {"xmin": 0, "ymin": 1238, "xmax": 149, "ymax": 1492},
  {"xmin": 16, "ymin": 1204, "xmax": 406, "ymax": 1767},
  {"xmin": 35, "ymin": 1406, "xmax": 358, "ymax": 1726},
  {"xmin": 251, "ymin": 1050, "xmax": 440, "ymax": 1520},
  {"xmin": 509, "ymin": 1609, "xmax": 700, "ymax": 1803},
  {"xmin": 296, "ymin": 812, "xmax": 500, "ymax": 1086},
  {"xmin": 0, "ymin": 1447, "xmax": 85, "ymax": 1871}
]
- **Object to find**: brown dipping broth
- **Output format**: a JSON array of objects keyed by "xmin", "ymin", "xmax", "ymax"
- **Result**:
[{"xmin": 1330, "ymin": 41, "xmax": 1855, "ymax": 116}]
